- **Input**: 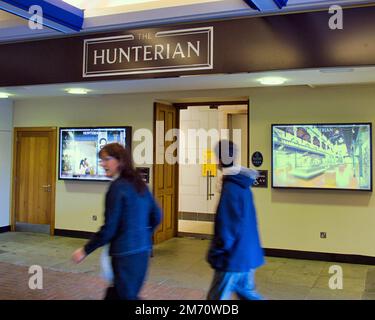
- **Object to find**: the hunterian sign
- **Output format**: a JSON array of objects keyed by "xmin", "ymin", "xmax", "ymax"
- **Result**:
[{"xmin": 83, "ymin": 27, "xmax": 213, "ymax": 78}]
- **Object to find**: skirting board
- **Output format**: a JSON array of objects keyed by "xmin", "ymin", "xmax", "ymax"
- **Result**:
[
  {"xmin": 0, "ymin": 226, "xmax": 11, "ymax": 233},
  {"xmin": 177, "ymin": 232, "xmax": 375, "ymax": 265},
  {"xmin": 52, "ymin": 230, "xmax": 375, "ymax": 265},
  {"xmin": 54, "ymin": 229, "xmax": 94, "ymax": 239}
]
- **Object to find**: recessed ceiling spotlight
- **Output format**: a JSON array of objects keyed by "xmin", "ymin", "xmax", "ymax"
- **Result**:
[
  {"xmin": 319, "ymin": 68, "xmax": 354, "ymax": 73},
  {"xmin": 66, "ymin": 88, "xmax": 90, "ymax": 95},
  {"xmin": 258, "ymin": 77, "xmax": 287, "ymax": 85},
  {"xmin": 0, "ymin": 92, "xmax": 11, "ymax": 99}
]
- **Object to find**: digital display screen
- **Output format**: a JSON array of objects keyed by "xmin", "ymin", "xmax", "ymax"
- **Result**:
[
  {"xmin": 59, "ymin": 127, "xmax": 131, "ymax": 181},
  {"xmin": 272, "ymin": 123, "xmax": 372, "ymax": 191}
]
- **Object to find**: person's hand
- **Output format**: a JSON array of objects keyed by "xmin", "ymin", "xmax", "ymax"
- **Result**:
[{"xmin": 72, "ymin": 247, "xmax": 87, "ymax": 264}]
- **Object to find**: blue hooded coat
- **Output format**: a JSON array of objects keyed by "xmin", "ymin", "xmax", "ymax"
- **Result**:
[{"xmin": 207, "ymin": 168, "xmax": 264, "ymax": 272}]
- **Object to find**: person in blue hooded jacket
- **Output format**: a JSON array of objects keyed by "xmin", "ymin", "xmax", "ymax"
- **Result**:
[
  {"xmin": 72, "ymin": 143, "xmax": 162, "ymax": 300},
  {"xmin": 207, "ymin": 140, "xmax": 265, "ymax": 300}
]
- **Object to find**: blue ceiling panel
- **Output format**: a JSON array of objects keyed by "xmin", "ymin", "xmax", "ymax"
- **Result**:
[
  {"xmin": 0, "ymin": 0, "xmax": 84, "ymax": 32},
  {"xmin": 243, "ymin": 0, "xmax": 288, "ymax": 11}
]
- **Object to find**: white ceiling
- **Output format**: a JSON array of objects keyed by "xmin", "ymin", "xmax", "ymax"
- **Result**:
[
  {"xmin": 2, "ymin": 66, "xmax": 375, "ymax": 100},
  {"xmin": 1, "ymin": 0, "xmax": 374, "ymax": 43}
]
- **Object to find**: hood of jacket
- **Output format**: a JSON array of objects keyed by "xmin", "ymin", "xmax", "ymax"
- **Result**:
[{"xmin": 222, "ymin": 166, "xmax": 258, "ymax": 189}]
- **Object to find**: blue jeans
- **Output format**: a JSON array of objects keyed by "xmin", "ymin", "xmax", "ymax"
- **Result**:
[{"xmin": 207, "ymin": 269, "xmax": 263, "ymax": 300}]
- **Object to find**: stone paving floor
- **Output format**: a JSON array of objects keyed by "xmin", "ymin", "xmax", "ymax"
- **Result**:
[{"xmin": 1, "ymin": 231, "xmax": 375, "ymax": 300}]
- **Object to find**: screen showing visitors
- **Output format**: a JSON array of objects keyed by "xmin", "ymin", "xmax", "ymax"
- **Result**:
[{"xmin": 59, "ymin": 127, "xmax": 132, "ymax": 181}]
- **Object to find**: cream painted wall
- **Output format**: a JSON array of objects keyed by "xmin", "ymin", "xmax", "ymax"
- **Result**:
[
  {"xmin": 0, "ymin": 100, "xmax": 13, "ymax": 228},
  {"xmin": 247, "ymin": 84, "xmax": 375, "ymax": 257},
  {"xmin": 13, "ymin": 94, "xmax": 154, "ymax": 232},
  {"xmin": 12, "ymin": 84, "xmax": 375, "ymax": 257}
]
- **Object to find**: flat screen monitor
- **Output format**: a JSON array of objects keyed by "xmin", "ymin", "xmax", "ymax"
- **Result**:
[
  {"xmin": 272, "ymin": 123, "xmax": 372, "ymax": 191},
  {"xmin": 59, "ymin": 126, "xmax": 132, "ymax": 181}
]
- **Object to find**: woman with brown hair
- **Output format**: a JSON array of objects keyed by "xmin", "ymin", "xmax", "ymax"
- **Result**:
[{"xmin": 72, "ymin": 142, "xmax": 162, "ymax": 300}]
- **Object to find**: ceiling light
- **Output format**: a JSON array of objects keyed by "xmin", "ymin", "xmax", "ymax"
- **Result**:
[
  {"xmin": 258, "ymin": 77, "xmax": 287, "ymax": 85},
  {"xmin": 0, "ymin": 92, "xmax": 11, "ymax": 99},
  {"xmin": 319, "ymin": 68, "xmax": 354, "ymax": 73},
  {"xmin": 66, "ymin": 88, "xmax": 89, "ymax": 95}
]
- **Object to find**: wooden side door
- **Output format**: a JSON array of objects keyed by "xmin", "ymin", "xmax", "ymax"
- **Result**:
[
  {"xmin": 153, "ymin": 102, "xmax": 178, "ymax": 244},
  {"xmin": 12, "ymin": 128, "xmax": 56, "ymax": 235}
]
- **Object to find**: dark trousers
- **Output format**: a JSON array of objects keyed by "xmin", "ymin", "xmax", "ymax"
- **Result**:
[{"xmin": 104, "ymin": 251, "xmax": 150, "ymax": 300}]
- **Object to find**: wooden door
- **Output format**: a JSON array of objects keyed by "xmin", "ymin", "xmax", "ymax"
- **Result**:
[
  {"xmin": 228, "ymin": 113, "xmax": 248, "ymax": 167},
  {"xmin": 12, "ymin": 128, "xmax": 56, "ymax": 235},
  {"xmin": 153, "ymin": 103, "xmax": 178, "ymax": 244}
]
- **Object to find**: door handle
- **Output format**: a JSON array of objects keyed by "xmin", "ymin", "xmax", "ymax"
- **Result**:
[
  {"xmin": 206, "ymin": 171, "xmax": 209, "ymax": 200},
  {"xmin": 208, "ymin": 171, "xmax": 215, "ymax": 200},
  {"xmin": 42, "ymin": 185, "xmax": 51, "ymax": 192},
  {"xmin": 208, "ymin": 171, "xmax": 211, "ymax": 200}
]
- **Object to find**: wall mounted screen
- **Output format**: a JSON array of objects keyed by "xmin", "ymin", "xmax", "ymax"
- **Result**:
[
  {"xmin": 272, "ymin": 123, "xmax": 372, "ymax": 191},
  {"xmin": 59, "ymin": 127, "xmax": 131, "ymax": 181}
]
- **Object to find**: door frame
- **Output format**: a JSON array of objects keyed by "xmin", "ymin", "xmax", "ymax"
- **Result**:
[
  {"xmin": 153, "ymin": 99, "xmax": 250, "ymax": 239},
  {"xmin": 153, "ymin": 103, "xmax": 180, "ymax": 242},
  {"xmin": 11, "ymin": 127, "xmax": 57, "ymax": 236},
  {"xmin": 174, "ymin": 100, "xmax": 250, "ymax": 166}
]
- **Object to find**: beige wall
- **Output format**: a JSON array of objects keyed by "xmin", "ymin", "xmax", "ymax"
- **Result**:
[
  {"xmin": 12, "ymin": 84, "xmax": 375, "ymax": 257},
  {"xmin": 248, "ymin": 84, "xmax": 375, "ymax": 257},
  {"xmin": 0, "ymin": 100, "xmax": 13, "ymax": 227},
  {"xmin": 13, "ymin": 94, "xmax": 154, "ymax": 231}
]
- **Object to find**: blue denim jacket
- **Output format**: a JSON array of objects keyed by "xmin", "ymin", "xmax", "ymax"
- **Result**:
[{"xmin": 84, "ymin": 177, "xmax": 162, "ymax": 256}]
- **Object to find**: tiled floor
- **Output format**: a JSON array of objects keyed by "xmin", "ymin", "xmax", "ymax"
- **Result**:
[{"xmin": 0, "ymin": 231, "xmax": 374, "ymax": 300}]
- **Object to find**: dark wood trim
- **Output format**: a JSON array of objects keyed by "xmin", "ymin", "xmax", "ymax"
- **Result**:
[
  {"xmin": 54, "ymin": 229, "xmax": 94, "ymax": 239},
  {"xmin": 174, "ymin": 101, "xmax": 248, "ymax": 109},
  {"xmin": 0, "ymin": 226, "xmax": 11, "ymax": 233}
]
